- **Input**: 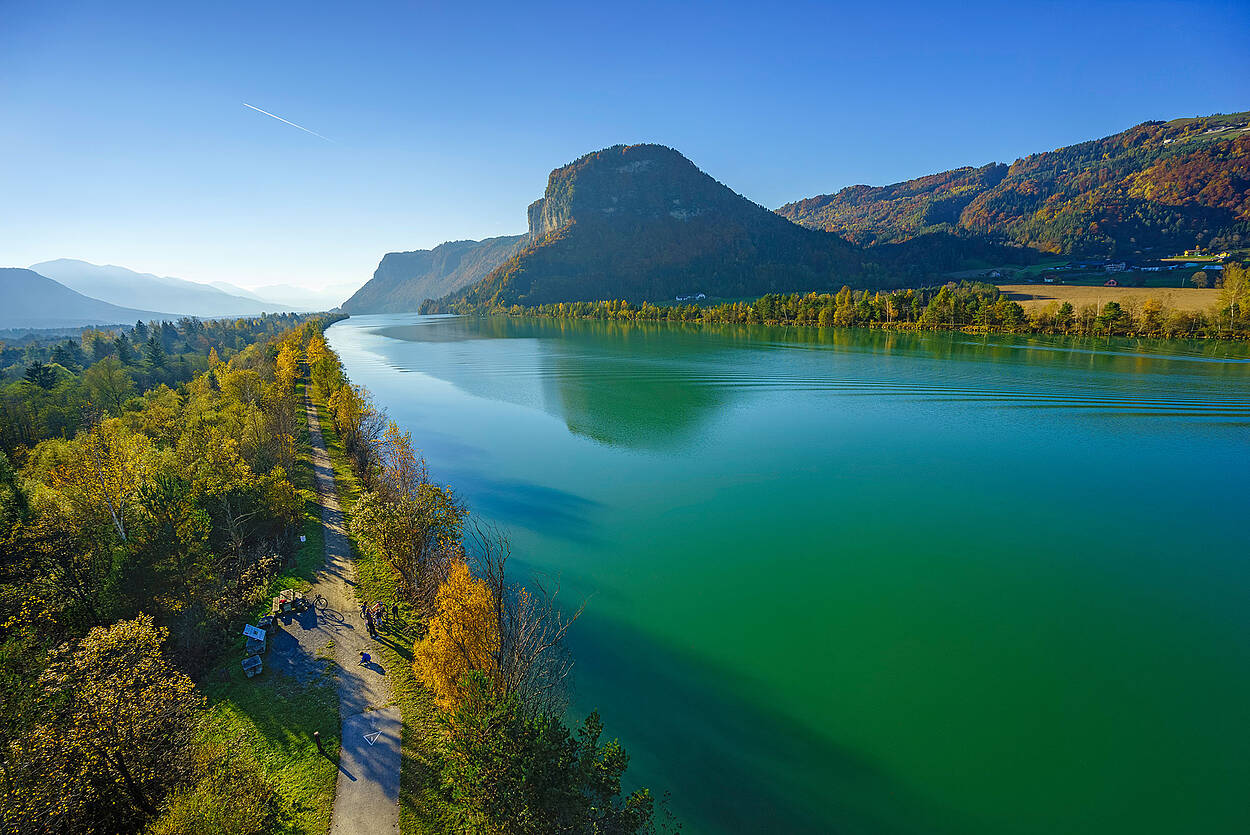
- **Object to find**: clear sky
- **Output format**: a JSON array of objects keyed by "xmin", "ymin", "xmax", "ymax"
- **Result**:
[{"xmin": 2, "ymin": 0, "xmax": 1247, "ymax": 291}]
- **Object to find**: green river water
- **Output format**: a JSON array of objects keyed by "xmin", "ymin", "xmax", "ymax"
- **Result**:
[{"xmin": 326, "ymin": 314, "xmax": 1250, "ymax": 834}]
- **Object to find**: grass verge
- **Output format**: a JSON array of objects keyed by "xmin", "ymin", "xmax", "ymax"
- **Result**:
[{"xmin": 200, "ymin": 658, "xmax": 339, "ymax": 833}]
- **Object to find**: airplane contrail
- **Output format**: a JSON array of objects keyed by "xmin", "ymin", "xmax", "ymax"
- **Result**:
[{"xmin": 242, "ymin": 102, "xmax": 334, "ymax": 142}]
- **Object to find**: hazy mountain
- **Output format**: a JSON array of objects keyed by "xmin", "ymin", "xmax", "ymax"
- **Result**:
[
  {"xmin": 30, "ymin": 259, "xmax": 285, "ymax": 317},
  {"xmin": 0, "ymin": 268, "xmax": 176, "ymax": 330},
  {"xmin": 208, "ymin": 280, "xmax": 267, "ymax": 301},
  {"xmin": 426, "ymin": 144, "xmax": 865, "ymax": 311},
  {"xmin": 777, "ymin": 111, "xmax": 1250, "ymax": 258},
  {"xmin": 342, "ymin": 235, "xmax": 528, "ymax": 314},
  {"xmin": 250, "ymin": 282, "xmax": 359, "ymax": 311}
]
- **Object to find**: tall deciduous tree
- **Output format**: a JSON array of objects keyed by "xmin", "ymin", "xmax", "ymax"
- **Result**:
[
  {"xmin": 1, "ymin": 615, "xmax": 205, "ymax": 834},
  {"xmin": 350, "ymin": 423, "xmax": 465, "ymax": 610},
  {"xmin": 83, "ymin": 356, "xmax": 137, "ymax": 415},
  {"xmin": 413, "ymin": 559, "xmax": 500, "ymax": 710},
  {"xmin": 34, "ymin": 418, "xmax": 155, "ymax": 542}
]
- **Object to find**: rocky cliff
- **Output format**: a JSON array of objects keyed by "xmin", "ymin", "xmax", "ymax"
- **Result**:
[{"xmin": 342, "ymin": 234, "xmax": 527, "ymax": 314}]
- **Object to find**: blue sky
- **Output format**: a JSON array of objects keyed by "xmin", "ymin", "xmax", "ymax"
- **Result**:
[{"xmin": 2, "ymin": 0, "xmax": 1247, "ymax": 291}]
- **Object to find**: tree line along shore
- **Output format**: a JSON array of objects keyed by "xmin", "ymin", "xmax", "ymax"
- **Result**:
[
  {"xmin": 1, "ymin": 314, "xmax": 667, "ymax": 834},
  {"xmin": 490, "ymin": 262, "xmax": 1249, "ymax": 340}
]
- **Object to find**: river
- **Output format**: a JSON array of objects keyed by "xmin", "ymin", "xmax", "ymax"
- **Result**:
[{"xmin": 326, "ymin": 314, "xmax": 1250, "ymax": 834}]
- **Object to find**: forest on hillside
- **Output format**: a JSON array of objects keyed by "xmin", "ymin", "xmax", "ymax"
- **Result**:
[{"xmin": 778, "ymin": 113, "xmax": 1250, "ymax": 258}]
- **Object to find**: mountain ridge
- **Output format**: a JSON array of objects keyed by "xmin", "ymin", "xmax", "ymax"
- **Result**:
[
  {"xmin": 30, "ymin": 259, "xmax": 293, "ymax": 317},
  {"xmin": 0, "ymin": 268, "xmax": 179, "ymax": 330},
  {"xmin": 342, "ymin": 235, "xmax": 528, "ymax": 314},
  {"xmin": 777, "ymin": 111, "xmax": 1250, "ymax": 257}
]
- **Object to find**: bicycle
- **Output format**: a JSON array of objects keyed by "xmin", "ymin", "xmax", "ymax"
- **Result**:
[{"xmin": 313, "ymin": 593, "xmax": 328, "ymax": 611}]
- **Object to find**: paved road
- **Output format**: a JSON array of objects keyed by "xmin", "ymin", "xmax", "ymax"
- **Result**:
[{"xmin": 302, "ymin": 393, "xmax": 400, "ymax": 835}]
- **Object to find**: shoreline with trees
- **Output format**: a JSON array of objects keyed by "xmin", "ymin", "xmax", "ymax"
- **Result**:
[{"xmin": 485, "ymin": 263, "xmax": 1248, "ymax": 340}]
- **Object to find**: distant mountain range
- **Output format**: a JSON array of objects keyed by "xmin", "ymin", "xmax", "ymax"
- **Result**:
[
  {"xmin": 342, "ymin": 235, "xmax": 527, "ymax": 314},
  {"xmin": 0, "ymin": 268, "xmax": 177, "ymax": 330},
  {"xmin": 30, "ymin": 259, "xmax": 292, "ymax": 317},
  {"xmin": 16, "ymin": 112, "xmax": 1246, "ymax": 326},
  {"xmin": 777, "ymin": 111, "xmax": 1250, "ymax": 258},
  {"xmin": 1, "ymin": 260, "xmax": 354, "ymax": 332}
]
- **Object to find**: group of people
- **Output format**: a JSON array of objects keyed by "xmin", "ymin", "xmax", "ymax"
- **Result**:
[
  {"xmin": 358, "ymin": 600, "xmax": 400, "ymax": 665},
  {"xmin": 359, "ymin": 600, "xmax": 398, "ymax": 639}
]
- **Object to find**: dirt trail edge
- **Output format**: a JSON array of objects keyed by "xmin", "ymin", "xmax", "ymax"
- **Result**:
[{"xmin": 304, "ymin": 391, "xmax": 400, "ymax": 835}]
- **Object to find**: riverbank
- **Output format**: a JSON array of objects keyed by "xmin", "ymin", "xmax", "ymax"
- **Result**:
[{"xmin": 486, "ymin": 269, "xmax": 1249, "ymax": 339}]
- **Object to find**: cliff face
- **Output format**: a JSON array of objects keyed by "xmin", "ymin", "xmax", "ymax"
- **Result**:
[
  {"xmin": 433, "ymin": 144, "xmax": 866, "ymax": 310},
  {"xmin": 342, "ymin": 234, "xmax": 527, "ymax": 313},
  {"xmin": 524, "ymin": 146, "xmax": 757, "ymax": 239}
]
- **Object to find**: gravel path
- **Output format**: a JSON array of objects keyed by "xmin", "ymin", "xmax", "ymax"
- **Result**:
[{"xmin": 266, "ymin": 393, "xmax": 400, "ymax": 834}]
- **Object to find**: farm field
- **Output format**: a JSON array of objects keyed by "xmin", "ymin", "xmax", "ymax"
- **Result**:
[{"xmin": 997, "ymin": 284, "xmax": 1223, "ymax": 313}]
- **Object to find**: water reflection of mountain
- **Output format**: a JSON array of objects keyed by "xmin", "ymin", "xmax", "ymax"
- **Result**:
[
  {"xmin": 377, "ymin": 316, "xmax": 750, "ymax": 450},
  {"xmin": 368, "ymin": 315, "xmax": 1250, "ymax": 450}
]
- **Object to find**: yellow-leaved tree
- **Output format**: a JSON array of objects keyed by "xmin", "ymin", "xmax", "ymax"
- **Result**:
[
  {"xmin": 275, "ymin": 342, "xmax": 299, "ymax": 394},
  {"xmin": 413, "ymin": 559, "xmax": 500, "ymax": 710},
  {"xmin": 1, "ymin": 615, "xmax": 205, "ymax": 831},
  {"xmin": 305, "ymin": 331, "xmax": 328, "ymax": 367},
  {"xmin": 30, "ymin": 418, "xmax": 156, "ymax": 542}
]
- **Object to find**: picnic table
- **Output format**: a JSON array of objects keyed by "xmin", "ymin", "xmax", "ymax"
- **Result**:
[
  {"xmin": 271, "ymin": 588, "xmax": 306, "ymax": 614},
  {"xmin": 241, "ymin": 623, "xmax": 267, "ymax": 676}
]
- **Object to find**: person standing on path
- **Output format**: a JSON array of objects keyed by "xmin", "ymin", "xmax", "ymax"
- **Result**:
[{"xmin": 365, "ymin": 610, "xmax": 377, "ymax": 639}]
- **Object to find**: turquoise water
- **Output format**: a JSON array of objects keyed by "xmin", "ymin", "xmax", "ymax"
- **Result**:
[{"xmin": 326, "ymin": 315, "xmax": 1250, "ymax": 834}]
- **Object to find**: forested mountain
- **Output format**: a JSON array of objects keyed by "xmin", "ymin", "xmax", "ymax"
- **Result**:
[
  {"xmin": 425, "ymin": 145, "xmax": 882, "ymax": 311},
  {"xmin": 341, "ymin": 235, "xmax": 527, "ymax": 313},
  {"xmin": 31, "ymin": 259, "xmax": 286, "ymax": 317},
  {"xmin": 0, "ymin": 268, "xmax": 175, "ymax": 329},
  {"xmin": 777, "ymin": 112, "xmax": 1250, "ymax": 258}
]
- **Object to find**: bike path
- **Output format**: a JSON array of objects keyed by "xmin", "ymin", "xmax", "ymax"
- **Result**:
[{"xmin": 302, "ymin": 392, "xmax": 400, "ymax": 835}]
